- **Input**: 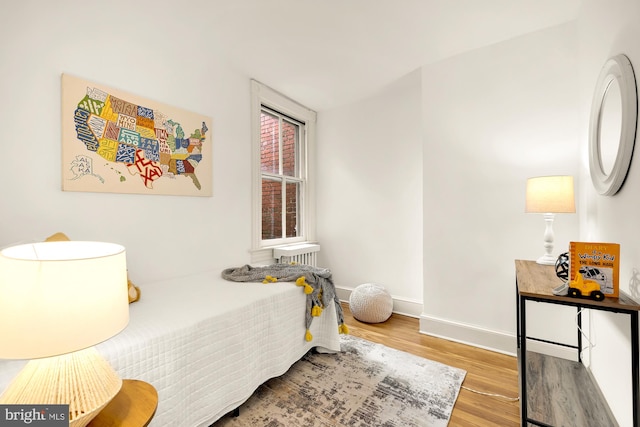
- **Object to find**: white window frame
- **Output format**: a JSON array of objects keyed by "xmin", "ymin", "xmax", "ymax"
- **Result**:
[{"xmin": 250, "ymin": 80, "xmax": 317, "ymax": 263}]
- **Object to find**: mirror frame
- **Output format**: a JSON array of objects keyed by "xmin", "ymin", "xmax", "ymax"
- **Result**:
[{"xmin": 588, "ymin": 54, "xmax": 638, "ymax": 196}]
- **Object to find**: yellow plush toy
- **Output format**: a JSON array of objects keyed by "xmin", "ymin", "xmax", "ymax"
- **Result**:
[
  {"xmin": 44, "ymin": 232, "xmax": 140, "ymax": 303},
  {"xmin": 127, "ymin": 278, "xmax": 141, "ymax": 303},
  {"xmin": 44, "ymin": 232, "xmax": 71, "ymax": 242}
]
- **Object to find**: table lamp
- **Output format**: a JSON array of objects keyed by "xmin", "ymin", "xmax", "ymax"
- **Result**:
[
  {"xmin": 0, "ymin": 241, "xmax": 129, "ymax": 427},
  {"xmin": 525, "ymin": 175, "xmax": 576, "ymax": 265}
]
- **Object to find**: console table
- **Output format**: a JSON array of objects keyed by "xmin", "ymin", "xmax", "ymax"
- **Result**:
[{"xmin": 516, "ymin": 259, "xmax": 640, "ymax": 426}]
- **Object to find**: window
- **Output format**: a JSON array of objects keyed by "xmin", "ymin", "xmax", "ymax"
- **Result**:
[
  {"xmin": 251, "ymin": 81, "xmax": 317, "ymax": 260},
  {"xmin": 260, "ymin": 108, "xmax": 303, "ymax": 240}
]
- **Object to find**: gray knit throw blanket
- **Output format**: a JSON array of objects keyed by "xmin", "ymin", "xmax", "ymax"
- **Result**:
[{"xmin": 221, "ymin": 264, "xmax": 348, "ymax": 341}]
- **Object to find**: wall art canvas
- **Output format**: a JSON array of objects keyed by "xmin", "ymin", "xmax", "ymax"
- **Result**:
[{"xmin": 61, "ymin": 74, "xmax": 212, "ymax": 196}]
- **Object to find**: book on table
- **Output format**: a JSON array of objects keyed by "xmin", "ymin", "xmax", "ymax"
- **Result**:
[{"xmin": 569, "ymin": 241, "xmax": 620, "ymax": 298}]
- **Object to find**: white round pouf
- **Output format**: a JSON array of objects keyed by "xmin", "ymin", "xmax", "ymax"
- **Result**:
[{"xmin": 349, "ymin": 283, "xmax": 393, "ymax": 323}]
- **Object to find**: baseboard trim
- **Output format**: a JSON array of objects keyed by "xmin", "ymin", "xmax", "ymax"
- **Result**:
[
  {"xmin": 420, "ymin": 314, "xmax": 516, "ymax": 356},
  {"xmin": 336, "ymin": 286, "xmax": 423, "ymax": 318},
  {"xmin": 525, "ymin": 339, "xmax": 579, "ymax": 361},
  {"xmin": 419, "ymin": 314, "xmax": 580, "ymax": 359}
]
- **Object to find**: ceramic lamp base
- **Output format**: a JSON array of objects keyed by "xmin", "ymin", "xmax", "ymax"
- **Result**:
[{"xmin": 536, "ymin": 253, "xmax": 557, "ymax": 265}]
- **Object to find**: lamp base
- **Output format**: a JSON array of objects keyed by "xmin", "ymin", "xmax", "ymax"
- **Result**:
[
  {"xmin": 536, "ymin": 253, "xmax": 557, "ymax": 265},
  {"xmin": 0, "ymin": 347, "xmax": 121, "ymax": 427}
]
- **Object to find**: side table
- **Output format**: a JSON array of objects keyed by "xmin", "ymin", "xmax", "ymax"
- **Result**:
[{"xmin": 87, "ymin": 379, "xmax": 158, "ymax": 427}]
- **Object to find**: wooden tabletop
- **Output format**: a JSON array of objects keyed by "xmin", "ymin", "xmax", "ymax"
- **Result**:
[
  {"xmin": 515, "ymin": 259, "xmax": 640, "ymax": 312},
  {"xmin": 87, "ymin": 379, "xmax": 158, "ymax": 427}
]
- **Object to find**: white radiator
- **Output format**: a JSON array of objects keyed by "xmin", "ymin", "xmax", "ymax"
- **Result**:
[{"xmin": 273, "ymin": 243, "xmax": 320, "ymax": 267}]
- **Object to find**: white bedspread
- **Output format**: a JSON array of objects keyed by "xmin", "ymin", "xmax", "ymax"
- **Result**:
[{"xmin": 0, "ymin": 270, "xmax": 341, "ymax": 427}]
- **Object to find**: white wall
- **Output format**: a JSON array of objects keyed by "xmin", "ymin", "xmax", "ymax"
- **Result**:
[
  {"xmin": 317, "ymin": 70, "xmax": 424, "ymax": 315},
  {"xmin": 0, "ymin": 1, "xmax": 253, "ymax": 284},
  {"xmin": 317, "ymin": 22, "xmax": 582, "ymax": 355},
  {"xmin": 577, "ymin": 1, "xmax": 640, "ymax": 425},
  {"xmin": 420, "ymin": 23, "xmax": 581, "ymax": 353}
]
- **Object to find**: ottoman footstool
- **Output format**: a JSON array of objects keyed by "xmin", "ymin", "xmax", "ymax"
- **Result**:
[{"xmin": 349, "ymin": 283, "xmax": 393, "ymax": 323}]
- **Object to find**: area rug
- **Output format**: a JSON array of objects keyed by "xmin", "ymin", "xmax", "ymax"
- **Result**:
[{"xmin": 213, "ymin": 335, "xmax": 466, "ymax": 427}]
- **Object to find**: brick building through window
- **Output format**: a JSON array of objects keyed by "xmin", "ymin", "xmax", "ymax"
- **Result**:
[{"xmin": 260, "ymin": 108, "xmax": 303, "ymax": 240}]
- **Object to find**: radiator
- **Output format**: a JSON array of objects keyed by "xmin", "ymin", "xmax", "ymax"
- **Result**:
[{"xmin": 273, "ymin": 243, "xmax": 320, "ymax": 267}]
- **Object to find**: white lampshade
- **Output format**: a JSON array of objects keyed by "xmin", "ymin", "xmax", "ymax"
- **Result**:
[
  {"xmin": 525, "ymin": 175, "xmax": 576, "ymax": 214},
  {"xmin": 0, "ymin": 241, "xmax": 129, "ymax": 359}
]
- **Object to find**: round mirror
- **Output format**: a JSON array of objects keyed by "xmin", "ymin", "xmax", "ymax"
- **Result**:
[
  {"xmin": 588, "ymin": 54, "xmax": 638, "ymax": 196},
  {"xmin": 599, "ymin": 79, "xmax": 622, "ymax": 175}
]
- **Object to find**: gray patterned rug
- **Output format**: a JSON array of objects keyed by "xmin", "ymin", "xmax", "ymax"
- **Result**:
[{"xmin": 213, "ymin": 335, "xmax": 466, "ymax": 427}]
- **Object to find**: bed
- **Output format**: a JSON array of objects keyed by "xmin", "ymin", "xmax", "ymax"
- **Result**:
[{"xmin": 0, "ymin": 269, "xmax": 342, "ymax": 427}]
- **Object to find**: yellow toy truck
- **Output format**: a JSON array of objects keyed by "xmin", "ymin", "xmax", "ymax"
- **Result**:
[{"xmin": 567, "ymin": 272, "xmax": 605, "ymax": 301}]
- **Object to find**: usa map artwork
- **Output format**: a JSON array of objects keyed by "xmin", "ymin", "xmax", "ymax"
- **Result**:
[{"xmin": 61, "ymin": 74, "xmax": 212, "ymax": 196}]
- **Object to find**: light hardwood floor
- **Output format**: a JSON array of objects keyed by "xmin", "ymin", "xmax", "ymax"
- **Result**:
[{"xmin": 341, "ymin": 303, "xmax": 521, "ymax": 426}]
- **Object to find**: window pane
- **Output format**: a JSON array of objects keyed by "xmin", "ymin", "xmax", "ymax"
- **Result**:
[
  {"xmin": 261, "ymin": 179, "xmax": 282, "ymax": 240},
  {"xmin": 260, "ymin": 111, "xmax": 279, "ymax": 174},
  {"xmin": 285, "ymin": 181, "xmax": 299, "ymax": 238},
  {"xmin": 282, "ymin": 120, "xmax": 298, "ymax": 177}
]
